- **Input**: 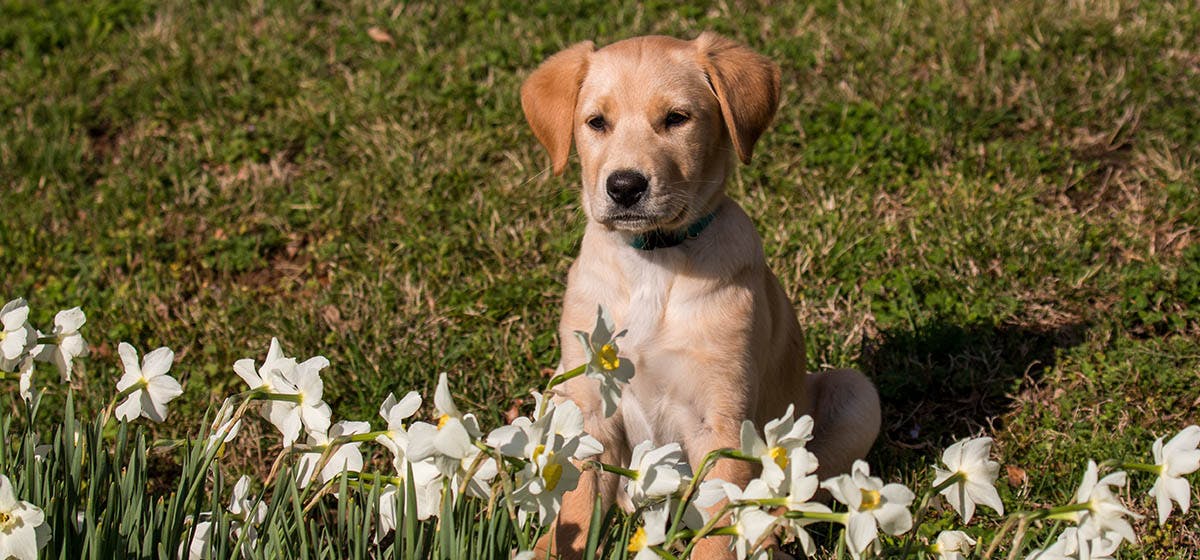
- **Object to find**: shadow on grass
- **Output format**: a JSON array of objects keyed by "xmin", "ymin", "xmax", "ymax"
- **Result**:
[{"xmin": 861, "ymin": 318, "xmax": 1088, "ymax": 475}]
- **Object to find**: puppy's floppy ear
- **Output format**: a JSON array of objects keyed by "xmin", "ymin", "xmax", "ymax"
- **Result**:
[
  {"xmin": 521, "ymin": 41, "xmax": 595, "ymax": 176},
  {"xmin": 694, "ymin": 32, "xmax": 780, "ymax": 164}
]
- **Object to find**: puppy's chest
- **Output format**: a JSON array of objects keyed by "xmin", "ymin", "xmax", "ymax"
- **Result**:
[{"xmin": 612, "ymin": 261, "xmax": 711, "ymax": 449}]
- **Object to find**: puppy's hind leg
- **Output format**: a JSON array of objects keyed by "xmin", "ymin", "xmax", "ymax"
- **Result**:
[{"xmin": 804, "ymin": 368, "xmax": 881, "ymax": 480}]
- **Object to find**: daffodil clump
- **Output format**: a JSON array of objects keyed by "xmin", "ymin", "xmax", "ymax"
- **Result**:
[{"xmin": 1, "ymin": 296, "xmax": 1198, "ymax": 560}]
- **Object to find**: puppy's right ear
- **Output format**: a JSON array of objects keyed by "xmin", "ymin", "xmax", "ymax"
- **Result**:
[{"xmin": 521, "ymin": 41, "xmax": 594, "ymax": 176}]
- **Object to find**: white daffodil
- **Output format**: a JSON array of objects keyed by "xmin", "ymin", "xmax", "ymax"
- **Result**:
[
  {"xmin": 229, "ymin": 475, "xmax": 267, "ymax": 525},
  {"xmin": 0, "ymin": 298, "xmax": 33, "ymax": 363},
  {"xmin": 932, "ymin": 437, "xmax": 1004, "ymax": 523},
  {"xmin": 777, "ymin": 447, "xmax": 830, "ymax": 556},
  {"xmin": 33, "ymin": 307, "xmax": 88, "ymax": 381},
  {"xmin": 0, "ymin": 475, "xmax": 50, "ymax": 560},
  {"xmin": 408, "ymin": 459, "xmax": 446, "ymax": 521},
  {"xmin": 267, "ymin": 355, "xmax": 333, "ymax": 448},
  {"xmin": 1149, "ymin": 425, "xmax": 1200, "ymax": 524},
  {"xmin": 627, "ymin": 501, "xmax": 670, "ymax": 560},
  {"xmin": 114, "ymin": 343, "xmax": 184, "ymax": 423},
  {"xmin": 1071, "ymin": 461, "xmax": 1140, "ymax": 545},
  {"xmin": 181, "ymin": 519, "xmax": 213, "ymax": 560},
  {"xmin": 379, "ymin": 458, "xmax": 446, "ymax": 523},
  {"xmin": 205, "ymin": 398, "xmax": 243, "ymax": 453},
  {"xmin": 376, "ymin": 391, "xmax": 422, "ymax": 473},
  {"xmin": 295, "ymin": 421, "xmax": 370, "ymax": 489},
  {"xmin": 232, "ymin": 337, "xmax": 295, "ymax": 392},
  {"xmin": 228, "ymin": 475, "xmax": 267, "ymax": 556},
  {"xmin": 510, "ymin": 433, "xmax": 586, "ymax": 524},
  {"xmin": 719, "ymin": 479, "xmax": 780, "ymax": 560},
  {"xmin": 822, "ymin": 460, "xmax": 915, "ymax": 560},
  {"xmin": 234, "ymin": 339, "xmax": 336, "ymax": 448},
  {"xmin": 16, "ymin": 357, "xmax": 35, "ymax": 403},
  {"xmin": 487, "ymin": 397, "xmax": 602, "ymax": 466},
  {"xmin": 573, "ymin": 305, "xmax": 635, "ymax": 418},
  {"xmin": 626, "ymin": 441, "xmax": 691, "ymax": 506},
  {"xmin": 740, "ymin": 404, "xmax": 814, "ymax": 492},
  {"xmin": 376, "ymin": 484, "xmax": 401, "ymax": 541},
  {"xmin": 1025, "ymin": 527, "xmax": 1121, "ymax": 560},
  {"xmin": 932, "ymin": 530, "xmax": 976, "ymax": 560},
  {"xmin": 406, "ymin": 373, "xmax": 483, "ymax": 477},
  {"xmin": 542, "ymin": 397, "xmax": 604, "ymax": 457}
]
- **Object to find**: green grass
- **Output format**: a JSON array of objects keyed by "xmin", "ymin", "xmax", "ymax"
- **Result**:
[{"xmin": 1, "ymin": 0, "xmax": 1198, "ymax": 556}]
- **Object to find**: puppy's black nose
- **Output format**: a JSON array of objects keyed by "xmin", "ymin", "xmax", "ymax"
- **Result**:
[{"xmin": 605, "ymin": 170, "xmax": 648, "ymax": 208}]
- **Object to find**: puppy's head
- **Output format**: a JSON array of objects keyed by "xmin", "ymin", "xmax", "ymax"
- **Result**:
[{"xmin": 522, "ymin": 34, "xmax": 780, "ymax": 233}]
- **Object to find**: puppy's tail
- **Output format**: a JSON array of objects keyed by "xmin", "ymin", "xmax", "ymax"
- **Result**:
[{"xmin": 805, "ymin": 368, "xmax": 881, "ymax": 479}]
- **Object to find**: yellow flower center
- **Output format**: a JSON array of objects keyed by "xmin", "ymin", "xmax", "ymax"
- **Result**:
[
  {"xmin": 627, "ymin": 527, "xmax": 648, "ymax": 552},
  {"xmin": 0, "ymin": 511, "xmax": 9, "ymax": 526},
  {"xmin": 769, "ymin": 446, "xmax": 788, "ymax": 470},
  {"xmin": 531, "ymin": 444, "xmax": 546, "ymax": 463},
  {"xmin": 598, "ymin": 343, "xmax": 620, "ymax": 371},
  {"xmin": 436, "ymin": 414, "xmax": 451, "ymax": 429},
  {"xmin": 859, "ymin": 488, "xmax": 882, "ymax": 511},
  {"xmin": 542, "ymin": 461, "xmax": 563, "ymax": 491}
]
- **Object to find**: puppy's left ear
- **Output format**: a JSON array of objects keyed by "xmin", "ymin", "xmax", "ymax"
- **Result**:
[
  {"xmin": 521, "ymin": 41, "xmax": 595, "ymax": 176},
  {"xmin": 694, "ymin": 32, "xmax": 780, "ymax": 164}
]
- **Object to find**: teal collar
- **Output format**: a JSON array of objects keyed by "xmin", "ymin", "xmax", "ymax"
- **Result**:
[{"xmin": 629, "ymin": 212, "xmax": 716, "ymax": 251}]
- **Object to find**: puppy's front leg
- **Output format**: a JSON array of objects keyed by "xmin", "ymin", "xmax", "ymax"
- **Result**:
[{"xmin": 687, "ymin": 420, "xmax": 752, "ymax": 560}]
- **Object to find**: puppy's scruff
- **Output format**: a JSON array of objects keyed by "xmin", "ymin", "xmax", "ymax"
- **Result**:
[{"xmin": 522, "ymin": 34, "xmax": 881, "ymax": 558}]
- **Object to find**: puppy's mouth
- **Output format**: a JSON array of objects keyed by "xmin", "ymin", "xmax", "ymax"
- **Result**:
[
  {"xmin": 598, "ymin": 207, "xmax": 689, "ymax": 233},
  {"xmin": 601, "ymin": 213, "xmax": 657, "ymax": 232}
]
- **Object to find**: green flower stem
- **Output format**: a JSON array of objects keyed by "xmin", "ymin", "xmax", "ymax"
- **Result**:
[
  {"xmin": 736, "ymin": 498, "xmax": 787, "ymax": 509},
  {"xmin": 902, "ymin": 471, "xmax": 966, "ymax": 556},
  {"xmin": 101, "ymin": 378, "xmax": 148, "ymax": 423},
  {"xmin": 1042, "ymin": 502, "xmax": 1091, "ymax": 520},
  {"xmin": 114, "ymin": 379, "xmax": 148, "ymax": 401},
  {"xmin": 333, "ymin": 430, "xmax": 392, "ymax": 445},
  {"xmin": 346, "ymin": 471, "xmax": 404, "ymax": 487},
  {"xmin": 648, "ymin": 545, "xmax": 678, "ymax": 560},
  {"xmin": 782, "ymin": 510, "xmax": 850, "ymax": 524},
  {"xmin": 35, "ymin": 335, "xmax": 59, "ymax": 345},
  {"xmin": 665, "ymin": 447, "xmax": 761, "ymax": 549},
  {"xmin": 584, "ymin": 460, "xmax": 638, "ymax": 479},
  {"xmin": 543, "ymin": 363, "xmax": 587, "ymax": 392},
  {"xmin": 928, "ymin": 471, "xmax": 967, "ymax": 495},
  {"xmin": 707, "ymin": 526, "xmax": 739, "ymax": 537},
  {"xmin": 260, "ymin": 391, "xmax": 302, "ymax": 404},
  {"xmin": 1118, "ymin": 461, "xmax": 1163, "ymax": 474},
  {"xmin": 475, "ymin": 440, "xmax": 527, "ymax": 469}
]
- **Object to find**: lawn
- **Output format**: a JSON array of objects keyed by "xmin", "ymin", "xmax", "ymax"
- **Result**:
[{"xmin": 1, "ymin": 0, "xmax": 1198, "ymax": 557}]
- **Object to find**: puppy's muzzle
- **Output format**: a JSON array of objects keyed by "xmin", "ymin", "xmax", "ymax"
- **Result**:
[{"xmin": 606, "ymin": 170, "xmax": 649, "ymax": 208}]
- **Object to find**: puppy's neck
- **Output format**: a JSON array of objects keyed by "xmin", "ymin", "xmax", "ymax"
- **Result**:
[{"xmin": 588, "ymin": 196, "xmax": 731, "ymax": 255}]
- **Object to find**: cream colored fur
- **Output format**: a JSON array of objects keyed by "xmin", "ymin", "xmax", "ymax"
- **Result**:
[{"xmin": 521, "ymin": 33, "xmax": 882, "ymax": 559}]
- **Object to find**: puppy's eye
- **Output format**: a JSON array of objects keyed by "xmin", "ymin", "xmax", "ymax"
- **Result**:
[
  {"xmin": 586, "ymin": 115, "xmax": 607, "ymax": 132},
  {"xmin": 664, "ymin": 111, "xmax": 689, "ymax": 127}
]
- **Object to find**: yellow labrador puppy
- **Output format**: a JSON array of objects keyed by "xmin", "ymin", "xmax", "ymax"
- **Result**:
[{"xmin": 522, "ymin": 33, "xmax": 881, "ymax": 558}]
